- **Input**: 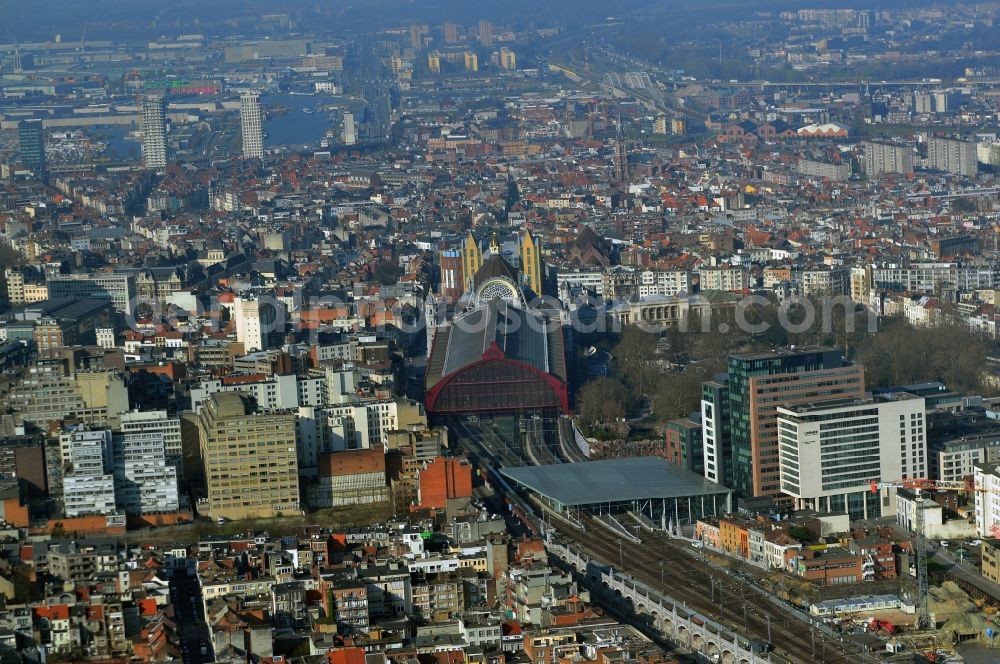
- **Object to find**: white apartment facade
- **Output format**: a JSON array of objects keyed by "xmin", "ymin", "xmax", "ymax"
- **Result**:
[
  {"xmin": 974, "ymin": 462, "xmax": 1000, "ymax": 539},
  {"xmin": 698, "ymin": 267, "xmax": 750, "ymax": 292},
  {"xmin": 190, "ymin": 374, "xmax": 327, "ymax": 411},
  {"xmin": 60, "ymin": 429, "xmax": 118, "ymax": 517},
  {"xmin": 114, "ymin": 410, "xmax": 183, "ymax": 477},
  {"xmin": 112, "ymin": 431, "xmax": 180, "ymax": 515},
  {"xmin": 240, "ymin": 93, "xmax": 264, "ymax": 159}
]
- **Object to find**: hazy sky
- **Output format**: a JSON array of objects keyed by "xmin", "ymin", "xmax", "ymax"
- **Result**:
[{"xmin": 0, "ymin": 0, "xmax": 951, "ymax": 43}]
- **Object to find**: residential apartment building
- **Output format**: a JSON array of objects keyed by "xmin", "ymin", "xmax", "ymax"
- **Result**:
[
  {"xmin": 59, "ymin": 429, "xmax": 118, "ymax": 517},
  {"xmin": 463, "ymin": 51, "xmax": 478, "ymax": 72},
  {"xmin": 499, "ymin": 47, "xmax": 516, "ymax": 71},
  {"xmin": 798, "ymin": 266, "xmax": 849, "ymax": 295},
  {"xmin": 974, "ymin": 462, "xmax": 1000, "ymax": 539},
  {"xmin": 240, "ymin": 93, "xmax": 264, "ymax": 159},
  {"xmin": 322, "ymin": 575, "xmax": 369, "ymax": 634},
  {"xmin": 189, "ymin": 373, "xmax": 327, "ymax": 411},
  {"xmin": 357, "ymin": 563, "xmax": 413, "ymax": 617},
  {"xmin": 3, "ymin": 368, "xmax": 129, "ymax": 428},
  {"xmin": 111, "ymin": 431, "xmax": 179, "ymax": 515},
  {"xmin": 4, "ymin": 268, "xmax": 47, "ymax": 306},
  {"xmin": 555, "ymin": 268, "xmax": 604, "ymax": 299},
  {"xmin": 196, "ymin": 392, "xmax": 299, "ymax": 520},
  {"xmin": 777, "ymin": 393, "xmax": 927, "ymax": 520},
  {"xmin": 112, "ymin": 410, "xmax": 183, "ymax": 478},
  {"xmin": 797, "ymin": 159, "xmax": 849, "ymax": 182},
  {"xmin": 601, "ymin": 267, "xmax": 692, "ymax": 300},
  {"xmin": 665, "ymin": 417, "xmax": 703, "ymax": 475},
  {"xmin": 698, "ymin": 267, "xmax": 750, "ymax": 292},
  {"xmin": 927, "ymin": 136, "xmax": 977, "ymax": 177},
  {"xmin": 140, "ymin": 94, "xmax": 168, "ymax": 169},
  {"xmin": 863, "ymin": 141, "xmax": 913, "ymax": 176},
  {"xmin": 982, "ymin": 540, "xmax": 1000, "ymax": 584}
]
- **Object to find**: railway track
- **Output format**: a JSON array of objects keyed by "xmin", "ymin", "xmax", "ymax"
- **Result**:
[
  {"xmin": 556, "ymin": 515, "xmax": 875, "ymax": 664},
  {"xmin": 557, "ymin": 418, "xmax": 589, "ymax": 462}
]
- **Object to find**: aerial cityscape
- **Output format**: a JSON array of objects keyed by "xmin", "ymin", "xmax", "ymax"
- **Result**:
[{"xmin": 10, "ymin": 0, "xmax": 1000, "ymax": 662}]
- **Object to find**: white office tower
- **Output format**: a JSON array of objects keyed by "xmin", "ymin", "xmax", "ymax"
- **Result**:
[
  {"xmin": 112, "ymin": 431, "xmax": 179, "ymax": 515},
  {"xmin": 777, "ymin": 393, "xmax": 927, "ymax": 520},
  {"xmin": 140, "ymin": 94, "xmax": 168, "ymax": 169},
  {"xmin": 343, "ymin": 112, "xmax": 357, "ymax": 146},
  {"xmin": 240, "ymin": 92, "xmax": 264, "ymax": 159},
  {"xmin": 60, "ymin": 429, "xmax": 117, "ymax": 517}
]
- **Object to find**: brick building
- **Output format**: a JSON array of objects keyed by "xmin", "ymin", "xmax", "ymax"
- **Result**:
[{"xmin": 416, "ymin": 457, "xmax": 473, "ymax": 511}]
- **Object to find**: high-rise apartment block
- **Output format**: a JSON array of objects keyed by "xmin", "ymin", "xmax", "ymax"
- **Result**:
[
  {"xmin": 197, "ymin": 392, "xmax": 299, "ymax": 520},
  {"xmin": 702, "ymin": 347, "xmax": 866, "ymax": 502},
  {"xmin": 863, "ymin": 141, "xmax": 912, "ymax": 176},
  {"xmin": 343, "ymin": 112, "xmax": 357, "ymax": 146},
  {"xmin": 113, "ymin": 410, "xmax": 183, "ymax": 478},
  {"xmin": 701, "ymin": 377, "xmax": 732, "ymax": 487},
  {"xmin": 409, "ymin": 23, "xmax": 422, "ymax": 50},
  {"xmin": 478, "ymin": 20, "xmax": 493, "ymax": 47},
  {"xmin": 797, "ymin": 159, "xmax": 849, "ymax": 182},
  {"xmin": 59, "ymin": 429, "xmax": 117, "ymax": 517},
  {"xmin": 444, "ymin": 22, "xmax": 459, "ymax": 44},
  {"xmin": 927, "ymin": 136, "xmax": 977, "ymax": 177},
  {"xmin": 778, "ymin": 394, "xmax": 927, "ymax": 519},
  {"xmin": 240, "ymin": 93, "xmax": 264, "ymax": 159},
  {"xmin": 499, "ymin": 47, "xmax": 516, "ymax": 71},
  {"xmin": 428, "ymin": 52, "xmax": 441, "ymax": 74},
  {"xmin": 112, "ymin": 431, "xmax": 179, "ymax": 515},
  {"xmin": 140, "ymin": 94, "xmax": 168, "ymax": 169},
  {"xmin": 975, "ymin": 463, "xmax": 1000, "ymax": 539},
  {"xmin": 464, "ymin": 51, "xmax": 479, "ymax": 72},
  {"xmin": 17, "ymin": 119, "xmax": 46, "ymax": 176},
  {"xmin": 3, "ymin": 368, "xmax": 130, "ymax": 428},
  {"xmin": 4, "ymin": 267, "xmax": 49, "ymax": 307}
]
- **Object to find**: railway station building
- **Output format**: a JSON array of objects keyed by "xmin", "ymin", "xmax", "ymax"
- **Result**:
[
  {"xmin": 502, "ymin": 457, "xmax": 733, "ymax": 527},
  {"xmin": 425, "ymin": 251, "xmax": 569, "ymax": 417}
]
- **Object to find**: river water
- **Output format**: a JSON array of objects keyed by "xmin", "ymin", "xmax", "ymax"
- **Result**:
[
  {"xmin": 98, "ymin": 91, "xmax": 340, "ymax": 160},
  {"xmin": 261, "ymin": 92, "xmax": 332, "ymax": 148}
]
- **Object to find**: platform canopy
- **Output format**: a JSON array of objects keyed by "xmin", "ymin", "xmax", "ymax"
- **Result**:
[{"xmin": 502, "ymin": 456, "xmax": 731, "ymax": 507}]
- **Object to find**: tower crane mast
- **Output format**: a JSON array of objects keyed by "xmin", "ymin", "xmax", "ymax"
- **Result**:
[{"xmin": 871, "ymin": 477, "xmax": 1000, "ymax": 630}]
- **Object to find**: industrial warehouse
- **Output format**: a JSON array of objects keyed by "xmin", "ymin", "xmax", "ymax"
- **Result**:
[{"xmin": 502, "ymin": 457, "xmax": 734, "ymax": 527}]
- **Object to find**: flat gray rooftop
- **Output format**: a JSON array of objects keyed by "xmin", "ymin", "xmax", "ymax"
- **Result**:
[{"xmin": 502, "ymin": 457, "xmax": 731, "ymax": 506}]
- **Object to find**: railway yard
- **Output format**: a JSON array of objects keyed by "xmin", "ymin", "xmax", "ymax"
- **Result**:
[{"xmin": 447, "ymin": 415, "xmax": 884, "ymax": 664}]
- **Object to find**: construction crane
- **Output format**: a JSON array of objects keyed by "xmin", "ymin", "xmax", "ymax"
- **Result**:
[{"xmin": 871, "ymin": 477, "xmax": 1000, "ymax": 631}]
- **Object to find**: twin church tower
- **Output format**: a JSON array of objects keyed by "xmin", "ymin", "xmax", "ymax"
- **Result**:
[{"xmin": 439, "ymin": 229, "xmax": 542, "ymax": 304}]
